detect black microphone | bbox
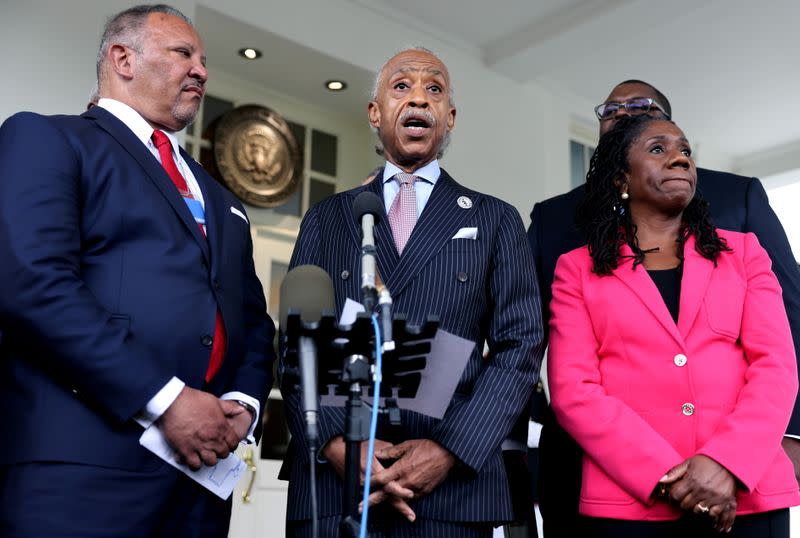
[279,264,335,451]
[352,191,384,312]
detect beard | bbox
[170,98,201,130]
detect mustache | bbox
[399,108,435,126]
[182,80,205,92]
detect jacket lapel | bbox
[612,243,683,346]
[184,153,222,264]
[369,173,401,284]
[384,169,480,298]
[85,107,209,263]
[677,235,714,338]
[339,171,401,286]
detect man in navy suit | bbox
[530,79,800,538]
[0,5,274,537]
[283,48,544,537]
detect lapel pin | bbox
[457,196,472,209]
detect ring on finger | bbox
[696,502,710,514]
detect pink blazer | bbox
[548,229,799,520]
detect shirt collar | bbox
[382,159,440,185]
[97,98,181,154]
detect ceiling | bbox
[196,6,374,119]
[197,0,800,161]
[362,0,800,159]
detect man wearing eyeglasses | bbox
[527,79,800,538]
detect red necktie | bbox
[152,129,227,382]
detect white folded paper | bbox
[139,424,245,500]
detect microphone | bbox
[378,286,394,352]
[352,191,384,312]
[279,264,335,451]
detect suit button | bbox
[674,354,687,367]
[456,271,468,283]
[681,403,695,416]
[341,270,350,280]
[201,335,213,347]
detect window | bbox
[570,140,594,189]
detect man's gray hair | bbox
[370,47,455,159]
[86,84,100,110]
[96,4,193,87]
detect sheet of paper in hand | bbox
[139,424,246,500]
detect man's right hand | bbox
[322,436,416,521]
[157,386,240,470]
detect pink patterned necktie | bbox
[387,173,418,255]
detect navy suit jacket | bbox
[528,168,800,533]
[0,108,274,472]
[283,169,545,522]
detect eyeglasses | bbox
[594,97,670,121]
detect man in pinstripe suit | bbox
[281,48,544,537]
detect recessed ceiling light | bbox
[325,80,347,91]
[238,48,262,60]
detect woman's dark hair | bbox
[575,115,729,275]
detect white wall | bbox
[4,0,788,224]
[0,0,565,224]
[734,140,800,180]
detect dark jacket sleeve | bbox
[430,205,545,472]
[0,112,172,422]
[743,178,800,434]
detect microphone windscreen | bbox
[352,191,384,224]
[279,265,335,328]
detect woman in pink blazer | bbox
[548,115,799,537]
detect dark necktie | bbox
[152,129,226,382]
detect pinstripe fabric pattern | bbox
[281,169,544,524]
[288,515,494,537]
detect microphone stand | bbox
[283,310,438,537]
[340,352,372,538]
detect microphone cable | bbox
[309,443,319,538]
[359,314,383,538]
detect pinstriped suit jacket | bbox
[282,168,544,523]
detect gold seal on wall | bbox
[213,105,302,208]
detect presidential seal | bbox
[213,105,302,208]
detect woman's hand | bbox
[659,455,737,532]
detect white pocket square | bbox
[230,206,248,224]
[452,227,478,240]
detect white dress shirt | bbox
[381,159,440,216]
